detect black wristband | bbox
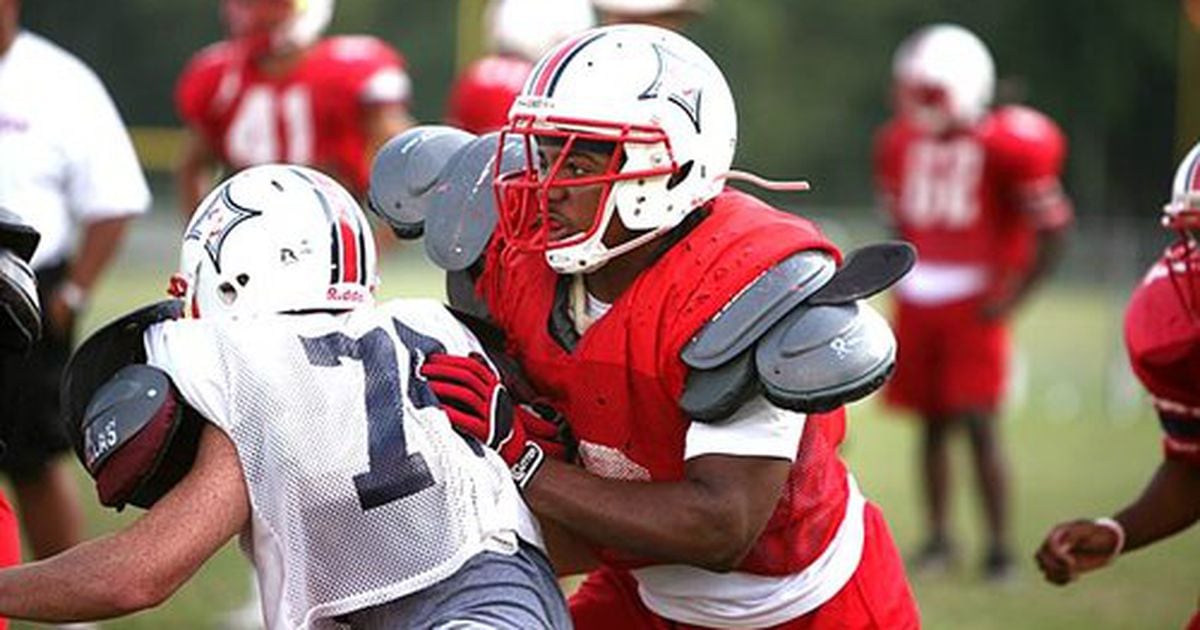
[510,442,545,491]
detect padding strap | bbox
[806,241,915,305]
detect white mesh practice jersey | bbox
[143,299,531,630]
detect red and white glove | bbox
[420,352,563,489]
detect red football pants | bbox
[885,297,1009,418]
[569,502,920,629]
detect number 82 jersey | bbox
[873,105,1072,275]
[144,299,528,630]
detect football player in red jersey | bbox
[445,0,593,135]
[175,0,413,217]
[1036,140,1200,629]
[874,23,1073,580]
[396,24,920,628]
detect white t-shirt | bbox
[145,299,540,630]
[0,31,150,269]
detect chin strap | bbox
[717,170,812,192]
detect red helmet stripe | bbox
[529,31,605,97]
[338,217,359,284]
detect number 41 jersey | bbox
[143,299,529,630]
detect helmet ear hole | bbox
[667,160,694,190]
[218,282,238,306]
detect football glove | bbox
[420,352,565,489]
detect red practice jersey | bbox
[1125,254,1200,467]
[874,106,1072,275]
[479,189,854,575]
[445,54,532,134]
[176,35,408,196]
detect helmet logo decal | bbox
[639,43,703,133]
[185,186,263,274]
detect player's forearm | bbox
[525,458,773,571]
[1113,458,1200,554]
[0,533,172,622]
[1003,225,1068,307]
[69,217,131,292]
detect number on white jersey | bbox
[225,86,314,166]
[900,138,983,229]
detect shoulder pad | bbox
[62,300,184,454]
[681,250,836,370]
[755,301,896,413]
[0,207,39,263]
[0,248,40,352]
[368,126,477,239]
[79,364,203,510]
[424,132,529,271]
[680,349,758,424]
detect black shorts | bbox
[0,263,73,479]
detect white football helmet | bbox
[486,0,595,62]
[892,23,994,133]
[222,0,334,55]
[496,24,737,273]
[171,164,376,319]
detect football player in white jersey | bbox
[0,164,570,630]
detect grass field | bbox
[13,216,1198,629]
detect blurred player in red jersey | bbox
[1036,140,1200,629]
[445,0,593,135]
[175,0,413,217]
[377,24,920,628]
[874,23,1073,580]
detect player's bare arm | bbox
[527,453,792,572]
[48,216,130,336]
[1037,458,1200,585]
[0,424,247,622]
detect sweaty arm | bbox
[0,425,248,622]
[1113,457,1200,553]
[175,127,219,221]
[524,399,801,573]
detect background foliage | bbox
[18,1,1188,215]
